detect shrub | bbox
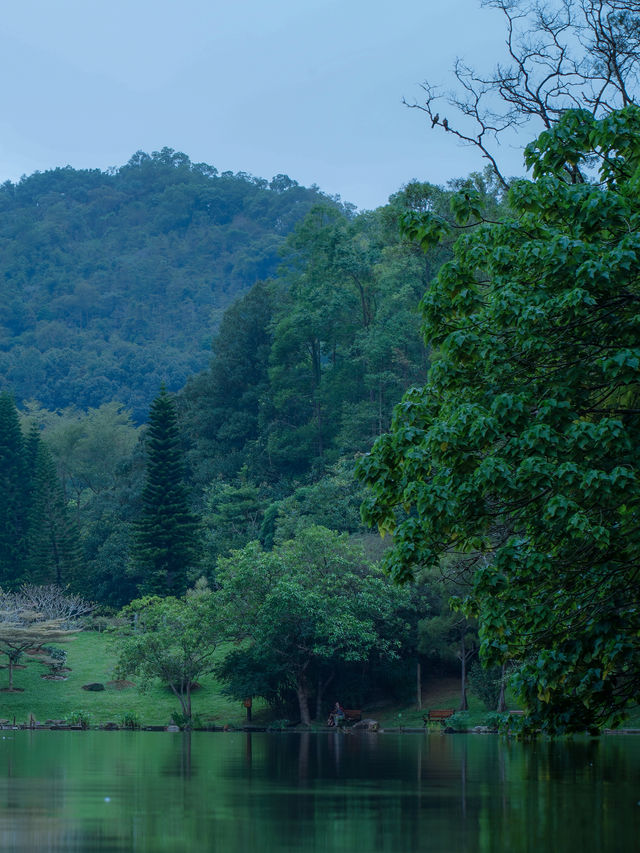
[119,711,142,730]
[68,710,91,729]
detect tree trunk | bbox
[459,636,468,711]
[416,660,422,710]
[296,673,312,726]
[315,670,334,721]
[170,680,191,722]
[185,681,192,721]
[497,662,506,713]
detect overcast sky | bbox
[0,0,528,210]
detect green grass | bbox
[370,676,500,729]
[1,634,637,732]
[0,632,255,728]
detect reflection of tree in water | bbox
[160,731,193,779]
[0,733,635,852]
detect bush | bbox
[68,710,91,729]
[170,710,203,730]
[266,719,291,731]
[119,711,142,730]
[468,661,502,710]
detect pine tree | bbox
[0,392,27,585]
[25,434,81,586]
[134,387,200,596]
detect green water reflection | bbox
[0,731,636,852]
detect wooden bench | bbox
[335,709,362,726]
[423,709,455,726]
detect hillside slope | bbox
[0,149,335,420]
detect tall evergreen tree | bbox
[134,387,200,596]
[0,392,27,585]
[25,435,81,586]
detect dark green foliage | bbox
[200,476,264,570]
[134,388,201,596]
[0,396,83,588]
[215,527,415,724]
[215,644,292,711]
[467,660,503,712]
[0,151,329,421]
[76,433,145,609]
[82,518,138,608]
[181,190,453,488]
[358,108,640,732]
[180,281,273,484]
[0,392,27,584]
[263,461,366,546]
[25,436,81,586]
[417,574,478,712]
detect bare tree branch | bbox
[407,0,640,186]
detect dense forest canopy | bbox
[0,168,470,609]
[0,148,333,420]
[0,160,464,718]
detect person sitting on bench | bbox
[328,702,345,726]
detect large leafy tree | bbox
[134,387,200,596]
[358,107,640,733]
[215,527,412,725]
[115,581,218,724]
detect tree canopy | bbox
[358,106,640,733]
[116,581,219,723]
[215,527,413,725]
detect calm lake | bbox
[0,730,637,852]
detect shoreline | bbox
[5,724,640,735]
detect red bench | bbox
[424,709,455,725]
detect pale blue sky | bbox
[0,0,527,209]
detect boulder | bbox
[82,682,105,691]
[352,718,379,732]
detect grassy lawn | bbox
[0,631,253,728]
[1,632,636,731]
[369,676,506,729]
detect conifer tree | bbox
[134,387,200,596]
[26,434,81,586]
[0,392,27,585]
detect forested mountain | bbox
[0,161,503,717]
[0,158,506,614]
[0,149,332,420]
